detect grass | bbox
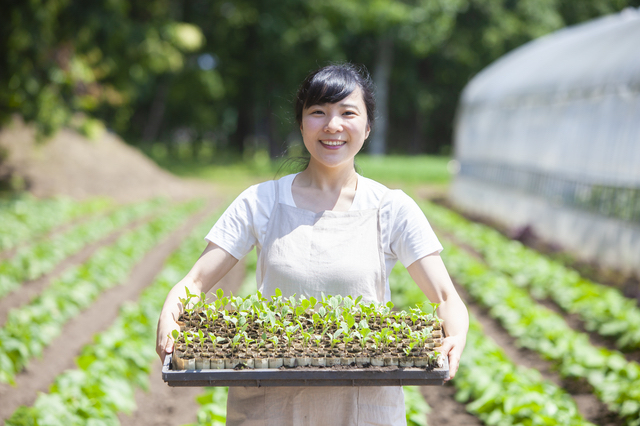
[143,143,453,191]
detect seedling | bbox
[208,332,224,349]
[269,335,280,350]
[330,329,343,349]
[403,341,417,357]
[174,288,444,369]
[230,334,243,351]
[284,324,300,348]
[198,329,206,349]
[301,331,311,348]
[358,327,371,349]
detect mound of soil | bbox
[0,116,213,202]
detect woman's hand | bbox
[439,334,466,380]
[155,242,238,364]
[407,253,469,381]
[156,314,180,364]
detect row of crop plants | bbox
[416,201,640,425]
[0,195,112,253]
[7,205,221,425]
[2,194,612,426]
[0,198,166,298]
[389,264,593,425]
[420,200,640,351]
[0,198,203,384]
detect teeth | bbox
[321,140,345,146]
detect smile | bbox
[320,140,346,146]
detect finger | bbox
[447,354,460,380]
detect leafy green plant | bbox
[0,198,164,298]
[420,199,640,351]
[441,240,640,424]
[7,207,224,424]
[387,248,593,426]
[0,199,203,384]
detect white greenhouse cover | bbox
[451,8,640,276]
[455,7,640,186]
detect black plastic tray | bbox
[162,355,449,387]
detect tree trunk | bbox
[230,104,251,155]
[142,78,169,143]
[409,108,424,155]
[368,35,394,156]
[268,108,285,160]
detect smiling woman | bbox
[156,63,469,426]
[299,87,370,175]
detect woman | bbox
[156,63,468,426]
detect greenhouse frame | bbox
[450,8,640,277]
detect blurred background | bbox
[2,0,638,164]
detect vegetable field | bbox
[1,163,639,425]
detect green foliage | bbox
[404,386,431,426]
[185,387,228,426]
[455,319,594,426]
[7,207,225,425]
[0,196,111,252]
[439,238,640,424]
[0,198,162,298]
[421,200,640,351]
[3,0,637,153]
[0,198,202,384]
[1,0,205,138]
[387,245,593,425]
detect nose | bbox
[324,114,343,133]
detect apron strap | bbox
[376,189,393,302]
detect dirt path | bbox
[421,383,482,425]
[0,200,221,422]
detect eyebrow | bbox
[339,102,361,110]
[307,102,361,111]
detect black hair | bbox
[295,63,376,129]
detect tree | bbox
[0,0,204,139]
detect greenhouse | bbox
[450,8,640,277]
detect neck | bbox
[298,159,358,192]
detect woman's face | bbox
[300,87,371,171]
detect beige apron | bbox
[226,180,406,426]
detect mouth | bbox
[320,140,346,147]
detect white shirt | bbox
[205,173,442,301]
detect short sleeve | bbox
[204,181,276,259]
[386,191,443,267]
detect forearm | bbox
[407,252,468,378]
[435,292,469,339]
[156,242,238,362]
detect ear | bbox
[364,124,371,140]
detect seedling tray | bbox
[162,354,449,387]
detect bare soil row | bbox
[0,200,220,422]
